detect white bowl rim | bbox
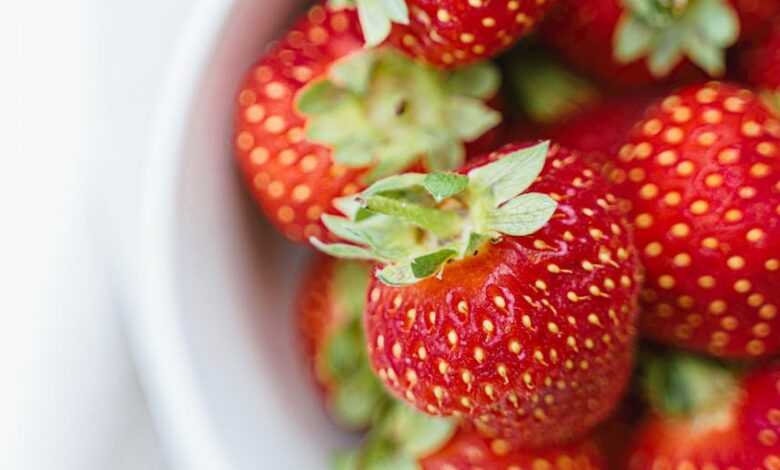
[131,1,235,469]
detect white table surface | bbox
[2,1,205,468]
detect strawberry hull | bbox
[363,144,640,448]
[235,3,503,244]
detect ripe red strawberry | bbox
[627,353,780,470]
[332,0,557,68]
[297,255,388,430]
[335,403,606,470]
[541,0,780,87]
[313,141,641,448]
[610,82,780,359]
[419,429,605,470]
[235,4,501,243]
[739,19,780,113]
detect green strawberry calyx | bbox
[504,48,600,124]
[644,351,741,428]
[614,0,740,77]
[310,141,558,286]
[333,402,457,470]
[297,48,501,183]
[320,260,387,429]
[329,0,409,47]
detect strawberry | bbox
[609,82,780,358]
[502,47,658,159]
[419,430,606,470]
[739,19,780,114]
[313,141,641,448]
[297,255,388,430]
[332,0,557,68]
[335,402,605,470]
[541,0,780,87]
[234,4,501,243]
[627,352,780,470]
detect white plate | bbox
[131,1,353,468]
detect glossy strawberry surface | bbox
[388,0,556,68]
[611,82,780,358]
[365,143,641,448]
[628,363,780,470]
[420,429,605,470]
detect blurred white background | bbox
[1,1,201,468]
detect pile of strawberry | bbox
[233,1,780,468]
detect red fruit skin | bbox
[540,0,702,88]
[297,255,350,406]
[610,82,780,359]
[594,395,645,470]
[740,19,780,91]
[541,0,779,88]
[235,5,368,243]
[731,0,780,41]
[420,429,606,470]
[548,95,658,165]
[627,363,780,470]
[365,143,641,448]
[387,0,556,68]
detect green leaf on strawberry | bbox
[614,0,739,77]
[295,49,501,182]
[334,402,457,470]
[311,141,558,285]
[331,0,410,48]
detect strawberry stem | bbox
[504,48,599,124]
[312,142,557,286]
[614,0,739,77]
[644,351,738,417]
[364,195,463,239]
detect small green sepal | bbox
[328,0,410,48]
[482,193,558,236]
[410,249,457,279]
[311,142,558,286]
[422,173,469,202]
[467,140,549,205]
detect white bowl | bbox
[132,1,353,468]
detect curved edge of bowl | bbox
[131,1,236,469]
